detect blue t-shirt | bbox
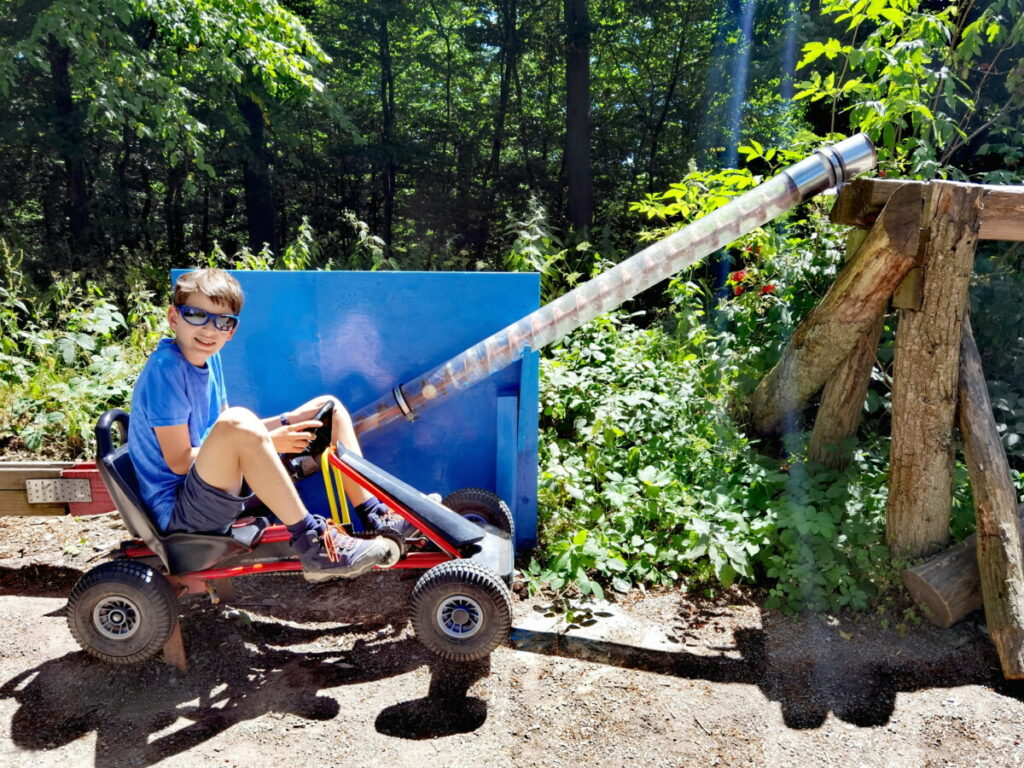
[129,338,228,530]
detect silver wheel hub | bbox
[436,594,483,639]
[93,596,141,640]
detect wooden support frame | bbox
[831,177,1024,242]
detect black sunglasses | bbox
[175,304,240,332]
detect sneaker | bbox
[292,523,390,581]
[368,507,420,540]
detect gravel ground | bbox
[1,512,1023,768]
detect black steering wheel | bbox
[297,399,335,458]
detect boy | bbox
[128,268,410,580]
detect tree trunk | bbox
[164,162,185,260]
[565,0,592,235]
[47,37,89,264]
[886,182,983,559]
[237,94,279,255]
[958,315,1024,678]
[200,185,211,257]
[476,0,519,259]
[808,230,883,468]
[376,10,396,250]
[749,183,921,435]
[903,506,1024,628]
[646,30,686,194]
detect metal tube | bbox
[352,134,876,435]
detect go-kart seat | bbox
[95,409,269,574]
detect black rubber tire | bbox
[442,487,515,538]
[411,560,513,661]
[67,560,178,665]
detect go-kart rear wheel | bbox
[442,487,514,537]
[68,560,178,665]
[411,560,512,661]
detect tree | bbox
[565,0,592,234]
[0,0,328,266]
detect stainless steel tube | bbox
[352,134,876,435]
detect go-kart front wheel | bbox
[411,560,512,661]
[67,560,178,665]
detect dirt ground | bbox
[1,512,1023,768]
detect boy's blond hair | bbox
[172,269,244,314]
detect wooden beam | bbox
[749,183,920,435]
[958,315,1024,679]
[831,177,1024,242]
[886,182,983,559]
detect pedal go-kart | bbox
[66,404,515,670]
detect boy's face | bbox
[168,294,238,366]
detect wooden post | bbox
[885,182,983,559]
[807,229,885,468]
[749,183,920,435]
[958,316,1024,678]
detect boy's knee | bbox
[216,407,267,445]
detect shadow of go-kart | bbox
[66,405,515,672]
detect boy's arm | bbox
[154,424,199,475]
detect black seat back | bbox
[96,410,172,563]
[95,409,265,573]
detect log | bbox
[958,316,1024,678]
[749,183,921,435]
[903,505,1024,628]
[808,229,884,469]
[831,177,1024,242]
[885,182,983,559]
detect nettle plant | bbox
[533,313,767,598]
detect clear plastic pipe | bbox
[352,134,876,436]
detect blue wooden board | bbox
[171,269,539,548]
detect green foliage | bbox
[533,302,916,612]
[796,0,1024,180]
[760,452,893,612]
[536,313,763,595]
[530,155,977,613]
[0,0,328,168]
[0,240,163,457]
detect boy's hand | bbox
[270,420,322,454]
[285,395,338,424]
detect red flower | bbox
[761,284,777,294]
[730,269,747,283]
[734,285,744,296]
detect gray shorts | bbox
[168,465,255,534]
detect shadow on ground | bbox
[510,595,1024,729]
[0,569,489,766]
[3,560,1024,765]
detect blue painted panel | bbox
[171,270,539,547]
